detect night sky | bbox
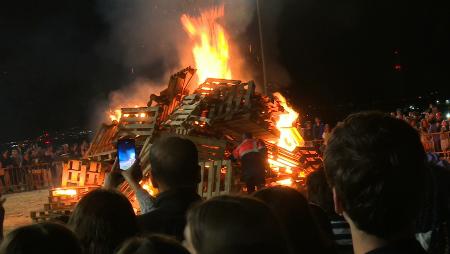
[1,0,450,142]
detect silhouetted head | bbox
[324,111,426,239]
[149,136,200,190]
[254,186,332,254]
[68,189,138,254]
[184,195,288,254]
[0,222,81,254]
[117,234,190,254]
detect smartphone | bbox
[117,138,136,170]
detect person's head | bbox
[242,132,253,140]
[23,152,30,161]
[314,117,321,124]
[0,222,81,254]
[149,136,200,190]
[11,149,18,158]
[184,195,288,254]
[324,111,426,240]
[254,186,331,254]
[117,235,190,254]
[442,120,448,127]
[2,151,8,158]
[306,168,334,216]
[324,124,331,132]
[68,189,138,254]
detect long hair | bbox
[68,189,138,254]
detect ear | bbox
[332,187,344,215]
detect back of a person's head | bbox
[306,168,335,216]
[186,195,288,254]
[68,189,138,254]
[117,235,190,254]
[149,136,200,188]
[0,222,81,254]
[254,186,332,254]
[324,111,426,239]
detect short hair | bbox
[117,234,190,254]
[306,168,335,216]
[0,222,81,254]
[187,195,288,254]
[253,186,333,254]
[68,189,138,254]
[149,136,200,188]
[324,111,426,239]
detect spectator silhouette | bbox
[0,222,82,254]
[324,112,427,254]
[117,234,190,254]
[68,189,138,254]
[184,195,289,254]
[137,136,201,240]
[254,186,335,254]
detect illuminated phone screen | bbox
[117,139,136,170]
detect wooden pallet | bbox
[118,106,160,137]
[85,124,118,161]
[61,160,105,187]
[30,209,73,223]
[198,160,234,199]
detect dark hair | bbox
[68,189,138,254]
[324,111,426,239]
[306,168,335,216]
[117,234,190,254]
[0,222,81,254]
[254,186,334,254]
[186,195,288,254]
[149,136,200,188]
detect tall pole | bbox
[256,0,268,95]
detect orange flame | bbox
[273,92,304,151]
[181,6,232,83]
[109,109,122,122]
[52,188,77,197]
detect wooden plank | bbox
[214,160,222,196]
[224,160,232,193]
[206,162,214,199]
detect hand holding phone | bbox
[117,139,137,171]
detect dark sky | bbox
[1,0,450,142]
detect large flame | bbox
[109,109,122,122]
[273,92,304,151]
[181,6,232,83]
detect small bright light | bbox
[447,113,450,119]
[409,105,414,110]
[140,113,146,118]
[446,99,449,104]
[436,100,440,104]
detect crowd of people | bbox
[0,141,89,190]
[0,111,449,254]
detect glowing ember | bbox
[273,92,304,151]
[181,5,232,83]
[52,188,77,197]
[109,109,122,122]
[276,178,293,187]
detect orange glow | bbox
[181,5,232,83]
[52,188,77,197]
[139,113,146,118]
[273,92,304,151]
[109,109,122,122]
[276,178,293,187]
[140,180,157,196]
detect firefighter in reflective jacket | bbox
[232,132,267,193]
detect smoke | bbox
[92,0,289,127]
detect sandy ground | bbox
[3,189,50,234]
